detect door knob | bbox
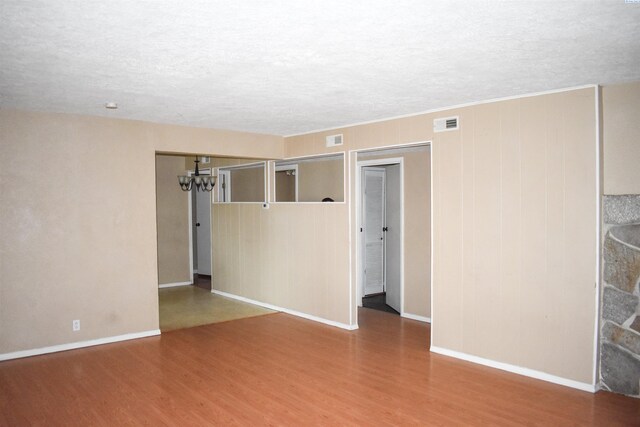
[196,223,201,227]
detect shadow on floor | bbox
[362,293,399,315]
[193,273,212,291]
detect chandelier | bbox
[178,159,216,192]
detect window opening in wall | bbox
[216,162,266,203]
[273,153,345,203]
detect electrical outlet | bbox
[72,319,80,332]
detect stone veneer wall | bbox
[601,195,640,397]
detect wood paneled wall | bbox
[277,87,598,386]
[212,203,350,325]
[431,90,597,384]
[602,81,640,195]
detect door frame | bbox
[356,157,404,314]
[187,167,212,282]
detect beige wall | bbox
[602,81,640,195]
[155,155,190,285]
[431,90,597,384]
[212,203,350,324]
[230,166,265,202]
[155,128,282,159]
[0,109,282,355]
[358,148,431,318]
[403,150,430,318]
[275,171,296,202]
[297,158,344,202]
[281,87,598,385]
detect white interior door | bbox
[195,181,212,276]
[363,167,385,296]
[384,164,401,313]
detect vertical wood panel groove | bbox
[431,89,597,384]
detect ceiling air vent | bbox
[326,134,344,147]
[433,116,459,133]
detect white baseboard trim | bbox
[211,289,358,331]
[0,329,161,362]
[402,313,431,323]
[158,281,192,289]
[430,346,596,393]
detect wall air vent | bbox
[326,134,344,147]
[433,116,459,133]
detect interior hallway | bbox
[159,285,275,331]
[1,309,637,425]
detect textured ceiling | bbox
[1,1,639,136]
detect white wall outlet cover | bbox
[72,319,81,331]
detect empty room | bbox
[1,1,640,425]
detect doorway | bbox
[156,155,277,332]
[353,143,431,328]
[358,159,403,315]
[189,167,212,291]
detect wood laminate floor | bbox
[1,309,638,426]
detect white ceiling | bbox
[1,1,639,136]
